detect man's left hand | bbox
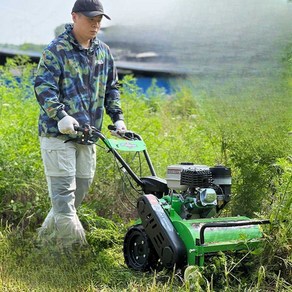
[114,120,127,131]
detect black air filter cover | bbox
[180,168,213,188]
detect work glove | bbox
[57,115,79,135]
[110,120,127,138]
[114,120,127,131]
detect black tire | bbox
[123,225,160,272]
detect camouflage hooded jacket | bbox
[34,24,124,137]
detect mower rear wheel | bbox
[123,225,160,271]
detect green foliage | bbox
[79,204,124,253]
[185,250,291,291]
[0,56,291,291]
[0,57,47,228]
[198,92,291,217]
[261,158,292,285]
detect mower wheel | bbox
[123,225,160,271]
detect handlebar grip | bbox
[108,125,117,131]
[74,125,83,132]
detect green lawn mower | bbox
[75,125,269,272]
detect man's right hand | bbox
[57,115,79,135]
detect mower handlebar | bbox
[73,124,150,186]
[73,124,141,143]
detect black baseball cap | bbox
[72,0,111,20]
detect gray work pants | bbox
[38,137,96,247]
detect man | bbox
[34,0,126,248]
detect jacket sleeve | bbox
[34,49,67,121]
[104,52,124,123]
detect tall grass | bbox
[0,57,291,291]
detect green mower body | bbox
[104,137,269,271]
[72,126,269,272]
[123,193,268,271]
[173,216,264,266]
[162,195,267,266]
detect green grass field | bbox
[0,57,291,291]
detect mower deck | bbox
[172,216,267,266]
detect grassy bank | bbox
[0,57,291,291]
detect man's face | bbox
[72,12,102,40]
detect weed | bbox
[0,56,291,291]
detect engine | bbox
[166,163,231,218]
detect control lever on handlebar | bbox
[69,124,137,144]
[71,124,96,144]
[108,125,117,131]
[108,125,133,140]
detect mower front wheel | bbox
[123,225,160,272]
